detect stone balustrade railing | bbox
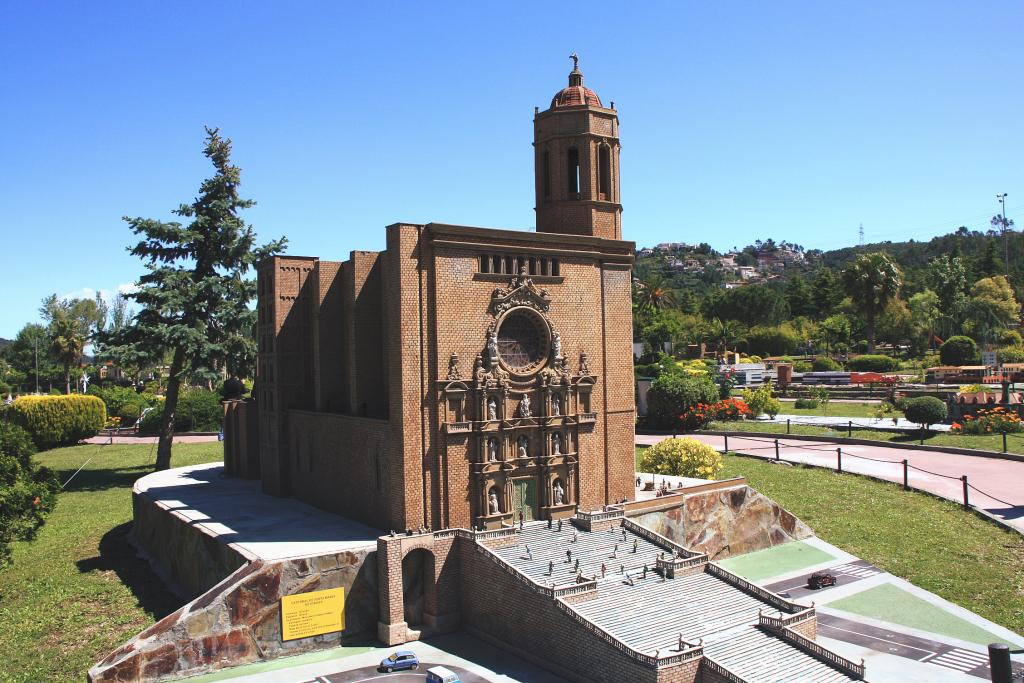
[707,562,806,614]
[759,606,815,630]
[702,657,747,683]
[576,508,625,523]
[621,517,699,557]
[771,624,865,679]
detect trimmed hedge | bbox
[847,354,900,372]
[645,373,719,429]
[5,395,106,449]
[138,388,223,434]
[903,396,948,428]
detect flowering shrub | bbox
[678,398,751,430]
[951,407,1023,435]
[742,384,781,418]
[639,437,724,479]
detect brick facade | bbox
[239,64,637,535]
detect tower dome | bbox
[550,53,603,108]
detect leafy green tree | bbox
[705,284,789,327]
[927,255,968,330]
[976,239,1004,278]
[701,318,746,357]
[0,422,60,567]
[4,324,59,393]
[39,294,106,394]
[908,290,941,350]
[816,314,852,355]
[903,396,947,432]
[640,311,683,353]
[841,252,902,352]
[99,128,286,470]
[875,298,914,348]
[939,335,978,366]
[784,275,815,317]
[812,268,844,318]
[970,276,1019,327]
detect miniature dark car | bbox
[807,571,837,589]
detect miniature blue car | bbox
[380,650,419,672]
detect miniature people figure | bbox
[488,489,500,515]
[566,549,572,563]
[517,436,528,458]
[574,558,579,571]
[488,438,497,462]
[548,561,554,575]
[547,518,552,529]
[557,519,563,532]
[518,393,531,418]
[487,397,497,421]
[622,528,627,541]
[553,479,565,505]
[642,565,648,579]
[633,539,638,554]
[519,512,524,530]
[572,531,578,543]
[601,563,607,578]
[636,476,641,487]
[552,395,561,416]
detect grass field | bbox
[776,400,885,418]
[707,419,1024,455]
[0,441,223,683]
[637,445,1024,635]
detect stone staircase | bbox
[478,514,866,683]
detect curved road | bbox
[319,664,485,683]
[637,433,1024,535]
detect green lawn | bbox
[637,446,1024,635]
[776,400,885,419]
[707,419,1024,456]
[0,441,223,683]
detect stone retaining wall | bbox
[88,547,378,682]
[631,486,812,560]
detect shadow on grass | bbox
[53,464,155,493]
[75,522,182,620]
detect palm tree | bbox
[841,252,902,353]
[635,273,677,311]
[49,314,84,394]
[702,318,746,358]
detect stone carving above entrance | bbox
[489,266,551,317]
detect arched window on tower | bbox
[542,150,551,198]
[598,145,611,200]
[566,147,580,199]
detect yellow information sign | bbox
[280,587,345,641]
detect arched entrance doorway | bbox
[401,548,434,627]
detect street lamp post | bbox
[996,193,1009,276]
[33,335,39,394]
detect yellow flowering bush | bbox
[639,437,724,480]
[5,394,106,449]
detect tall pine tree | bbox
[101,128,286,469]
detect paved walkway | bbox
[84,433,220,444]
[762,414,952,432]
[637,433,1024,535]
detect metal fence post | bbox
[1003,431,1008,453]
[902,459,909,490]
[723,434,729,453]
[787,418,791,435]
[847,420,852,437]
[962,475,969,509]
[837,447,842,473]
[774,439,780,461]
[988,643,1012,683]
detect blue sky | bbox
[1,1,1021,337]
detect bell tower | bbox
[534,54,622,240]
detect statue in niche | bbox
[446,353,461,380]
[579,352,590,375]
[517,392,531,418]
[552,332,562,359]
[552,395,561,416]
[517,436,528,458]
[553,479,565,505]
[552,434,562,455]
[488,489,500,515]
[487,397,498,421]
[485,329,499,367]
[487,438,498,462]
